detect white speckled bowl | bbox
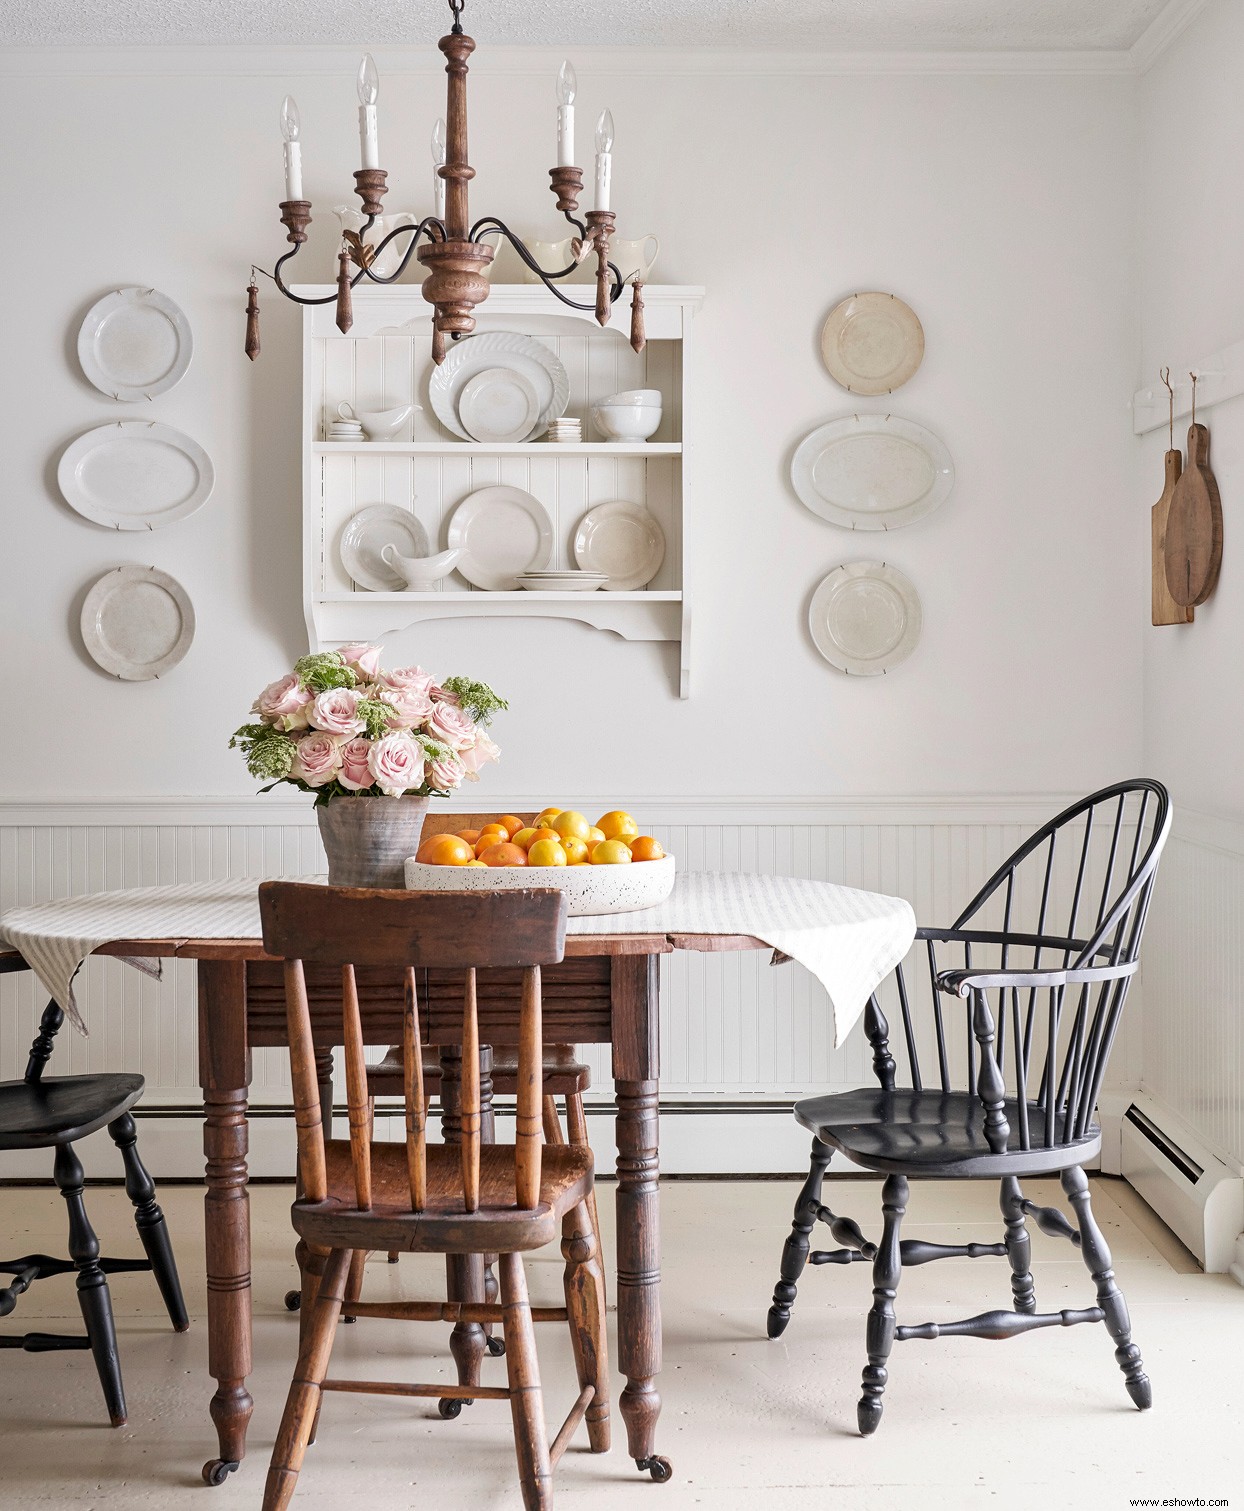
[404,853,675,916]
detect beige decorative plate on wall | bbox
[821,292,925,395]
[80,565,195,680]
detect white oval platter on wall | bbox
[791,414,954,532]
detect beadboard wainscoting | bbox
[0,792,1150,1178]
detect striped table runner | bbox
[0,872,915,1046]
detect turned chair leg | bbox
[344,1249,367,1319]
[53,1141,126,1428]
[499,1251,552,1511]
[108,1112,189,1332]
[1061,1165,1151,1409]
[264,1247,351,1511]
[999,1175,1036,1314]
[857,1172,908,1436]
[562,1199,611,1453]
[767,1137,833,1338]
[563,1093,603,1288]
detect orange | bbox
[528,838,568,867]
[629,835,665,862]
[597,810,639,842]
[479,841,528,867]
[587,826,605,847]
[478,822,509,840]
[561,836,589,865]
[475,830,510,858]
[526,827,560,848]
[498,814,524,838]
[535,807,562,826]
[456,828,482,846]
[551,810,591,842]
[416,833,475,867]
[590,838,633,865]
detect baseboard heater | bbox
[1117,1091,1244,1276]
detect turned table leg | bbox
[198,959,254,1486]
[612,953,669,1482]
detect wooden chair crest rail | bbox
[765,779,1171,1435]
[0,955,188,1427]
[257,881,610,1511]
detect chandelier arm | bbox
[357,218,446,285]
[468,218,625,309]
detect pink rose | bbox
[427,699,477,752]
[380,664,436,698]
[458,730,501,780]
[254,673,313,729]
[367,732,422,797]
[377,685,433,730]
[291,731,343,788]
[337,736,374,792]
[309,687,365,737]
[427,753,466,792]
[338,643,382,680]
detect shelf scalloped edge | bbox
[311,591,682,646]
[316,590,681,602]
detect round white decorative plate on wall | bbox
[80,565,195,680]
[791,414,953,532]
[820,292,924,395]
[77,287,193,400]
[58,420,215,531]
[808,560,922,676]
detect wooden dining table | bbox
[81,924,763,1489]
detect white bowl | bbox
[592,403,662,442]
[601,389,662,407]
[404,853,675,916]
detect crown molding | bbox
[1130,0,1210,74]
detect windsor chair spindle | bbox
[765,781,1171,1433]
[257,882,609,1511]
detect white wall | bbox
[0,47,1141,801]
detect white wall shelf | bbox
[300,284,702,696]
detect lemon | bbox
[527,838,568,867]
[597,810,639,842]
[587,826,606,847]
[590,839,633,865]
[551,810,591,842]
[561,836,589,865]
[511,827,540,851]
[535,807,562,827]
[465,858,487,868]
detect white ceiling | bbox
[0,0,1183,52]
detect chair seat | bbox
[292,1139,595,1255]
[0,1074,144,1151]
[367,1044,591,1098]
[794,1086,1100,1177]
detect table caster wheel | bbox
[283,1289,301,1312]
[202,1459,239,1486]
[636,1455,673,1483]
[486,1335,506,1357]
[438,1398,464,1419]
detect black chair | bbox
[766,780,1171,1433]
[0,960,188,1426]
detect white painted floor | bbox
[0,1175,1240,1510]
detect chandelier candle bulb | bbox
[431,117,447,219]
[357,54,380,171]
[594,108,614,211]
[281,94,303,200]
[556,60,576,167]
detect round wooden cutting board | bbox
[1164,422,1223,607]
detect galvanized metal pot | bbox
[316,795,432,888]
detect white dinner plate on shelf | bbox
[58,421,215,531]
[80,565,195,680]
[573,501,666,591]
[428,332,568,441]
[447,486,554,590]
[820,291,924,395]
[340,505,432,592]
[808,561,921,676]
[77,287,193,400]
[516,571,608,592]
[790,414,953,532]
[457,366,542,443]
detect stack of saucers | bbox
[544,416,582,444]
[515,569,608,593]
[327,417,364,443]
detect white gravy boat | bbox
[380,543,463,590]
[337,401,420,441]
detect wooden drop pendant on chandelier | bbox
[245,0,645,363]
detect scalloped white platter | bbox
[808,560,922,676]
[80,565,195,680]
[428,332,568,441]
[58,420,215,531]
[405,853,676,916]
[77,287,193,400]
[791,414,953,532]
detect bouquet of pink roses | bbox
[230,643,504,804]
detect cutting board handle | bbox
[1164,449,1183,488]
[1187,422,1211,468]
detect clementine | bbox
[479,841,528,867]
[416,833,475,867]
[498,814,525,838]
[629,836,665,862]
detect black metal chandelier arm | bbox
[468,218,625,310]
[358,217,447,285]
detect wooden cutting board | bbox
[1152,449,1194,625]
[1165,422,1223,607]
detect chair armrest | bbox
[936,959,1137,998]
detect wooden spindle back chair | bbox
[257,882,609,1511]
[766,780,1171,1434]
